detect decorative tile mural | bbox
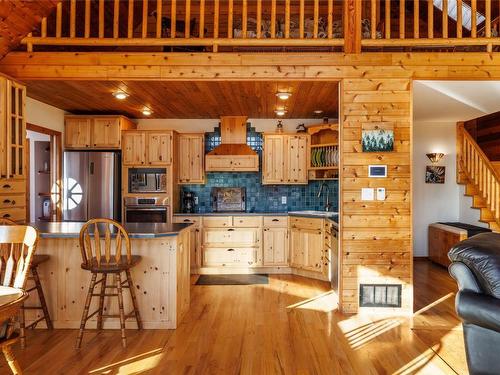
[181,172,338,213]
[181,123,339,213]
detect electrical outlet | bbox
[194,196,198,204]
[281,196,287,204]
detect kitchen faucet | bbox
[317,181,332,212]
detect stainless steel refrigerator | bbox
[63,151,121,222]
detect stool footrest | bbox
[101,311,136,319]
[84,309,100,321]
[25,317,46,329]
[91,293,118,297]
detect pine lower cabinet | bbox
[289,217,324,274]
[173,216,202,271]
[263,216,289,266]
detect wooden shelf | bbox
[38,192,51,197]
[309,166,339,170]
[310,142,339,148]
[37,170,51,174]
[308,177,339,181]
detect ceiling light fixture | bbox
[142,108,152,116]
[275,109,287,116]
[113,91,129,100]
[276,92,292,100]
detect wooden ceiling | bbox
[26,80,339,119]
[0,1,59,58]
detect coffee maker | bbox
[182,191,196,213]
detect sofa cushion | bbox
[448,232,500,299]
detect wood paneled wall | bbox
[341,78,412,313]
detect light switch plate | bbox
[361,188,375,201]
[376,188,386,201]
[281,196,287,204]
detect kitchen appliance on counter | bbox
[211,187,246,212]
[128,168,167,194]
[63,151,121,221]
[124,197,169,223]
[182,191,197,213]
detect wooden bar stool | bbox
[76,218,142,349]
[0,218,52,349]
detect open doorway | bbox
[26,123,62,223]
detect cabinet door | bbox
[286,135,308,184]
[122,132,146,165]
[6,81,26,178]
[92,117,121,148]
[203,228,259,248]
[290,228,305,268]
[303,230,323,272]
[189,227,202,270]
[178,134,204,184]
[263,227,288,266]
[262,135,285,184]
[148,132,172,165]
[65,118,92,149]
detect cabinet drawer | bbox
[203,247,257,267]
[203,228,259,247]
[173,216,201,226]
[202,216,232,228]
[233,216,262,227]
[0,194,25,208]
[0,208,26,223]
[0,180,26,194]
[263,216,288,227]
[290,217,323,231]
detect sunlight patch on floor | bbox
[89,348,164,374]
[392,346,449,375]
[343,318,403,350]
[286,290,338,312]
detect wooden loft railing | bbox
[457,123,500,228]
[362,0,500,52]
[21,0,345,52]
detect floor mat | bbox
[195,274,269,285]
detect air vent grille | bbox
[359,284,402,308]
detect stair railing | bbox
[457,123,500,223]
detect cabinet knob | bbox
[3,214,11,218]
[227,248,235,252]
[2,184,11,189]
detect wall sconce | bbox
[426,153,445,164]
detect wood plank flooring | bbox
[0,260,467,374]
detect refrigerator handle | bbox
[89,162,94,175]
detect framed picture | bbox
[368,165,387,178]
[362,122,394,152]
[425,165,446,184]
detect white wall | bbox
[26,97,66,132]
[413,122,461,257]
[137,118,322,132]
[458,184,489,228]
[27,131,50,222]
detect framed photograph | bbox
[368,165,387,178]
[425,166,446,184]
[362,122,394,152]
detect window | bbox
[433,0,485,31]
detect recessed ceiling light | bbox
[275,109,287,116]
[314,110,323,114]
[276,92,292,100]
[113,91,128,100]
[142,108,152,116]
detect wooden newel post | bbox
[344,0,362,53]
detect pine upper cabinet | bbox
[262,134,308,184]
[6,80,26,178]
[66,116,135,149]
[148,132,173,165]
[65,118,92,149]
[178,133,205,184]
[122,132,146,165]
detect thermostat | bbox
[368,165,387,178]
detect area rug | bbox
[195,274,269,285]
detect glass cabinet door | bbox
[6,81,25,178]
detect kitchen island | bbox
[27,222,192,330]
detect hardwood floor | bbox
[0,260,466,374]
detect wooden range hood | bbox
[205,116,259,172]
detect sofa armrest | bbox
[456,291,500,333]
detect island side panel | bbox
[176,229,190,325]
[31,236,183,329]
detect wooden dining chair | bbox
[76,219,142,349]
[0,218,52,349]
[0,225,38,374]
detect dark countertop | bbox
[30,222,192,239]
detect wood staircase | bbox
[457,123,500,232]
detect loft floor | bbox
[0,260,465,374]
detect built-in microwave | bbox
[128,168,167,194]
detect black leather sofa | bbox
[448,232,500,375]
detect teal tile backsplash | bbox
[181,172,338,213]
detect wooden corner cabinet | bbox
[0,77,27,223]
[307,123,339,180]
[122,130,173,166]
[178,133,205,184]
[262,133,309,185]
[65,115,136,149]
